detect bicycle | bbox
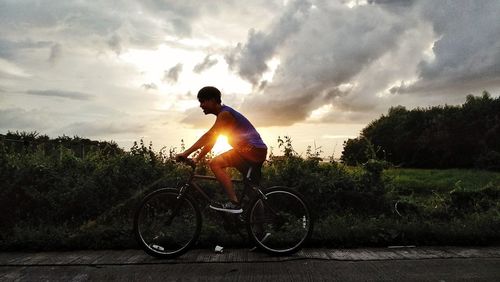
[133,158,313,258]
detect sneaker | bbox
[209,201,243,214]
[250,232,271,252]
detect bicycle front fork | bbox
[252,186,268,200]
[177,184,189,199]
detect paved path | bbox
[1,247,499,281]
[2,246,500,265]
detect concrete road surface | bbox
[1,247,499,281]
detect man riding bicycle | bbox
[176,86,267,214]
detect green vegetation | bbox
[385,168,500,192]
[1,132,499,251]
[342,92,500,171]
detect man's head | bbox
[197,86,221,115]
[197,86,221,104]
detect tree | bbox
[340,92,500,170]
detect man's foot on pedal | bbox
[209,201,243,214]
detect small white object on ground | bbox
[214,245,224,253]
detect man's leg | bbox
[209,156,239,203]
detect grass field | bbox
[309,168,500,247]
[384,168,500,192]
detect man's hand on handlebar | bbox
[175,153,197,169]
[175,152,190,162]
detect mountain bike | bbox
[133,158,313,258]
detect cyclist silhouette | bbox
[176,86,267,213]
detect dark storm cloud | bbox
[225,0,313,85]
[404,0,500,94]
[237,1,412,126]
[25,90,94,100]
[217,0,500,127]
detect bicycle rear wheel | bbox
[246,187,313,255]
[134,188,201,258]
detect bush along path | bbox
[0,134,499,251]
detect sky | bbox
[1,0,500,158]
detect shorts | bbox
[216,145,267,183]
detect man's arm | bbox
[195,138,216,162]
[180,130,217,157]
[177,111,235,161]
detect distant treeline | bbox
[0,131,123,158]
[341,92,500,171]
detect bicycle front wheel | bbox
[246,187,313,255]
[134,188,201,259]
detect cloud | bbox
[180,107,215,128]
[0,108,53,132]
[0,58,31,78]
[1,0,500,151]
[398,0,500,95]
[225,0,313,85]
[216,0,500,128]
[0,105,148,138]
[234,1,415,126]
[193,55,218,73]
[180,91,242,128]
[61,120,146,137]
[0,38,53,59]
[107,34,123,55]
[25,89,94,100]
[137,0,202,36]
[142,83,158,90]
[48,43,62,64]
[0,1,203,56]
[163,63,183,84]
[367,0,414,6]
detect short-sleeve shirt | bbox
[220,105,267,149]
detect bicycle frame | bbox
[179,172,252,206]
[173,159,277,220]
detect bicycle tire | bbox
[134,188,201,259]
[246,186,313,255]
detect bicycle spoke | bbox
[134,189,201,258]
[247,188,313,255]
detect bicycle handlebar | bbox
[175,156,197,170]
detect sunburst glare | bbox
[212,135,232,155]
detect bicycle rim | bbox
[247,188,313,255]
[134,189,201,258]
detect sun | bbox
[212,135,232,155]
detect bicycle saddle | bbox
[245,164,262,184]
